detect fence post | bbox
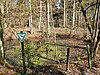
[66,48,70,71]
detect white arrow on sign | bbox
[18,34,25,40]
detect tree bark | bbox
[39,0,42,30]
[0,0,5,64]
[64,0,66,27]
[47,0,50,34]
[29,0,33,34]
[73,0,76,28]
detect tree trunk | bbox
[29,0,33,34]
[87,45,92,68]
[0,0,5,65]
[47,0,50,34]
[39,0,42,30]
[93,2,100,59]
[64,0,66,27]
[79,0,100,68]
[73,0,76,28]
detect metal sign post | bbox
[21,40,26,75]
[16,31,26,75]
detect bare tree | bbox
[64,0,66,27]
[79,0,100,68]
[29,0,33,34]
[39,0,43,30]
[73,0,76,28]
[47,0,50,34]
[0,0,5,65]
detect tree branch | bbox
[79,0,93,36]
[85,2,100,11]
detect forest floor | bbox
[0,27,100,75]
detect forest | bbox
[0,0,100,75]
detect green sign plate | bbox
[16,32,26,42]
